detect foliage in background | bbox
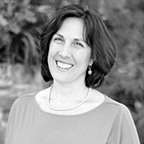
[0,0,144,143]
[0,0,40,67]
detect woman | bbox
[5,4,140,144]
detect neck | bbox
[47,83,91,111]
[52,80,89,101]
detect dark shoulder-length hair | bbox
[40,4,116,88]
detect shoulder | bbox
[7,92,38,124]
[104,96,133,120]
[102,96,136,131]
[92,89,129,113]
[105,96,130,111]
[15,92,36,104]
[105,97,140,144]
[90,89,131,118]
[10,92,37,112]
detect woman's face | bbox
[48,17,92,85]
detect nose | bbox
[58,44,71,58]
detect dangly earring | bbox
[88,59,93,75]
[88,66,92,75]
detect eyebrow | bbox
[55,33,85,42]
[55,33,63,38]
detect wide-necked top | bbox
[5,92,140,144]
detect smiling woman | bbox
[48,17,91,84]
[4,3,140,144]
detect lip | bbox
[55,60,74,70]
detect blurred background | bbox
[0,0,144,143]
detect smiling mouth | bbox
[56,61,73,69]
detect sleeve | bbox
[120,105,140,144]
[4,98,21,144]
[107,104,140,144]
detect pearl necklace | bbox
[47,85,91,111]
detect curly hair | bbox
[40,4,116,88]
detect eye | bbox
[53,36,63,43]
[74,41,84,48]
[52,35,64,44]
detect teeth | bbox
[57,61,73,69]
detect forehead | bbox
[56,17,85,40]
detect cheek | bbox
[48,43,58,57]
[47,44,54,64]
[75,50,91,64]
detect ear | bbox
[89,59,93,66]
